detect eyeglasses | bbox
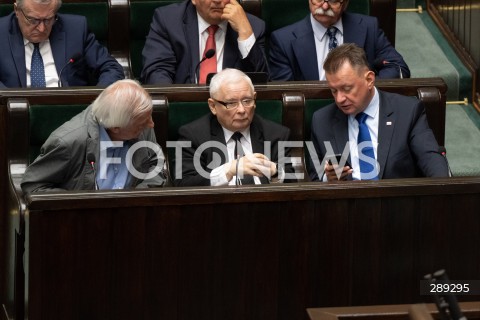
[18,7,57,27]
[311,0,344,8]
[213,98,255,110]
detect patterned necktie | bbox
[199,25,219,84]
[326,27,338,50]
[355,112,379,180]
[31,43,46,87]
[232,132,255,185]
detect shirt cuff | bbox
[237,33,256,59]
[209,163,231,186]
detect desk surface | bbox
[308,302,480,320]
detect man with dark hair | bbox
[308,43,448,181]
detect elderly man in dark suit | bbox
[141,0,267,84]
[0,0,124,88]
[269,0,410,81]
[175,68,297,186]
[308,44,448,181]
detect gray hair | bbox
[16,0,62,11]
[209,68,254,99]
[92,79,153,129]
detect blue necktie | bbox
[326,27,338,50]
[31,43,46,87]
[356,112,379,180]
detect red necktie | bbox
[199,25,218,84]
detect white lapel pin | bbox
[386,121,392,126]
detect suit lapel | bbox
[342,13,367,47]
[9,18,27,87]
[332,109,350,158]
[376,91,395,179]
[293,16,319,80]
[223,25,238,68]
[48,22,66,79]
[210,116,229,166]
[84,111,100,190]
[249,117,269,184]
[184,3,200,81]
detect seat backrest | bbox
[29,104,88,163]
[261,0,370,36]
[59,2,109,47]
[130,0,178,79]
[166,98,285,176]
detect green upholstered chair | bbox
[129,0,179,80]
[60,3,109,46]
[166,99,285,178]
[28,104,88,163]
[261,0,369,36]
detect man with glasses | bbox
[0,0,124,88]
[175,68,296,186]
[268,0,410,81]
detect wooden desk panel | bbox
[19,177,480,320]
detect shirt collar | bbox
[310,15,344,41]
[197,13,227,34]
[223,126,251,143]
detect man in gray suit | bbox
[21,79,168,193]
[308,43,448,181]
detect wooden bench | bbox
[0,78,447,315]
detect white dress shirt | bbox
[310,15,344,80]
[197,14,256,76]
[24,39,59,87]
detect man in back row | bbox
[141,0,267,84]
[0,0,124,88]
[269,0,410,81]
[308,43,448,181]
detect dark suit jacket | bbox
[141,0,267,84]
[0,12,124,88]
[308,90,449,181]
[269,12,410,81]
[175,113,296,186]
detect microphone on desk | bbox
[58,53,82,87]
[235,155,241,186]
[193,48,216,84]
[87,153,99,190]
[438,146,453,177]
[373,58,404,79]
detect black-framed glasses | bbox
[213,98,256,110]
[18,7,57,27]
[311,0,344,7]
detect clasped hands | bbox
[225,153,277,182]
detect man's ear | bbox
[208,98,217,115]
[365,70,375,89]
